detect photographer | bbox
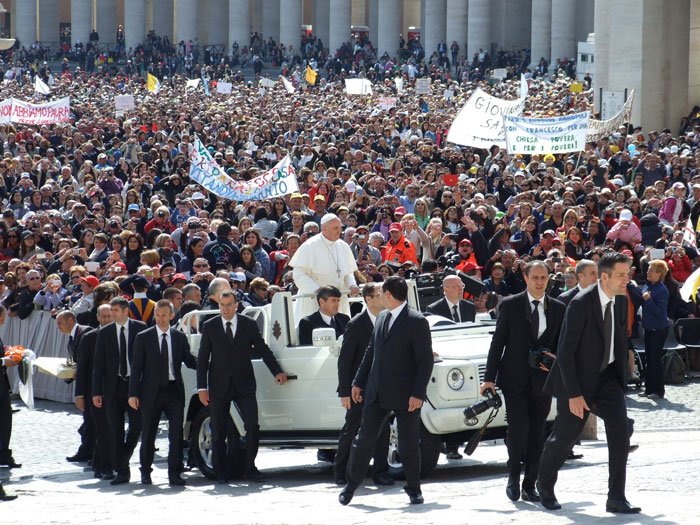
[481,260,565,503]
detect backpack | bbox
[663,350,686,385]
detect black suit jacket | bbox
[337,310,373,398]
[557,286,581,307]
[544,284,629,404]
[298,311,350,345]
[68,324,89,362]
[92,319,148,402]
[353,305,434,410]
[197,315,283,398]
[426,297,476,323]
[1,335,9,393]
[129,327,197,410]
[484,291,566,393]
[75,328,98,398]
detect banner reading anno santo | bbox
[503,111,589,154]
[189,138,299,201]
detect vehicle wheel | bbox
[190,407,245,480]
[386,416,442,480]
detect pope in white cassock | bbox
[290,214,360,321]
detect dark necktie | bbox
[531,300,540,342]
[383,312,392,339]
[67,335,73,356]
[601,301,613,371]
[226,321,234,344]
[452,304,460,323]
[160,333,170,387]
[329,317,337,332]
[119,326,127,378]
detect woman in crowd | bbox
[642,260,671,400]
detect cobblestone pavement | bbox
[2,381,699,524]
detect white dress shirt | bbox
[387,301,407,331]
[115,320,130,376]
[156,326,175,381]
[597,283,616,366]
[527,292,546,339]
[446,298,460,322]
[221,314,238,337]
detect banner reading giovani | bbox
[504,111,589,155]
[189,138,299,201]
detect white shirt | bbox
[115,320,130,376]
[156,326,175,381]
[387,301,407,331]
[445,298,460,322]
[527,292,546,339]
[320,312,334,326]
[221,314,238,338]
[597,283,616,366]
[70,324,79,339]
[367,309,377,326]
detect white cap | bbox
[345,180,356,193]
[192,192,205,200]
[320,213,340,226]
[619,209,633,221]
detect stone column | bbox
[328,0,351,55]
[376,0,401,59]
[229,0,250,50]
[689,0,700,109]
[12,0,37,47]
[71,0,92,47]
[575,0,595,44]
[207,0,229,45]
[446,0,468,60]
[96,0,118,46]
[38,0,60,43]
[313,0,330,50]
[124,0,147,51]
[592,0,610,112]
[467,0,490,60]
[175,0,198,43]
[423,0,446,58]
[503,0,531,50]
[550,0,576,64]
[263,0,280,42]
[531,0,552,65]
[279,0,302,52]
[368,0,377,46]
[252,0,263,34]
[151,0,174,39]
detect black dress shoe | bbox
[537,483,561,510]
[0,486,17,502]
[66,454,90,463]
[93,470,103,479]
[372,472,395,486]
[245,468,265,482]
[168,475,186,486]
[141,473,152,485]
[339,487,354,505]
[216,475,229,484]
[606,499,641,514]
[521,486,540,502]
[110,474,130,485]
[629,444,639,453]
[506,476,520,501]
[404,486,424,504]
[567,451,583,460]
[334,476,347,486]
[101,472,115,481]
[0,457,21,469]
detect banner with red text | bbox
[0,97,71,125]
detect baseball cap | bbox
[394,206,407,216]
[672,182,686,190]
[113,262,127,270]
[127,204,140,212]
[356,225,369,232]
[314,194,326,202]
[543,230,555,237]
[171,273,188,282]
[192,192,205,200]
[229,271,246,282]
[388,222,402,232]
[459,239,472,247]
[290,193,303,199]
[80,275,100,288]
[619,209,633,221]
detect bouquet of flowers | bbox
[4,345,33,385]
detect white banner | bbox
[115,94,135,112]
[259,78,276,88]
[446,75,528,148]
[415,78,431,94]
[217,81,233,94]
[377,97,396,110]
[2,97,71,125]
[345,78,373,95]
[189,138,299,201]
[493,68,507,80]
[504,111,590,154]
[280,75,295,94]
[587,90,635,142]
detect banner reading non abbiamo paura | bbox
[189,137,299,201]
[0,97,71,125]
[503,111,589,154]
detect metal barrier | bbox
[0,311,74,404]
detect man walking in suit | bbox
[481,261,565,503]
[93,296,147,485]
[426,275,476,323]
[129,300,197,486]
[56,311,92,463]
[340,276,433,506]
[334,283,391,486]
[75,304,114,479]
[197,290,289,483]
[537,252,641,514]
[557,259,598,306]
[298,286,350,345]
[0,305,21,470]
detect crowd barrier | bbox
[1,311,74,404]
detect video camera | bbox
[414,265,486,312]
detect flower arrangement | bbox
[4,345,25,364]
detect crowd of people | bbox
[1,27,700,505]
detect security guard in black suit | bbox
[0,305,21,469]
[334,283,391,486]
[482,261,565,503]
[298,286,350,345]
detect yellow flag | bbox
[147,73,160,94]
[305,67,317,86]
[570,82,583,93]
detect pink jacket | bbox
[606,221,642,245]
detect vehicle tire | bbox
[386,416,442,480]
[190,407,245,480]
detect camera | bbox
[463,389,502,420]
[528,347,555,371]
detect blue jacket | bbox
[642,280,670,330]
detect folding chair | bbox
[672,318,700,379]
